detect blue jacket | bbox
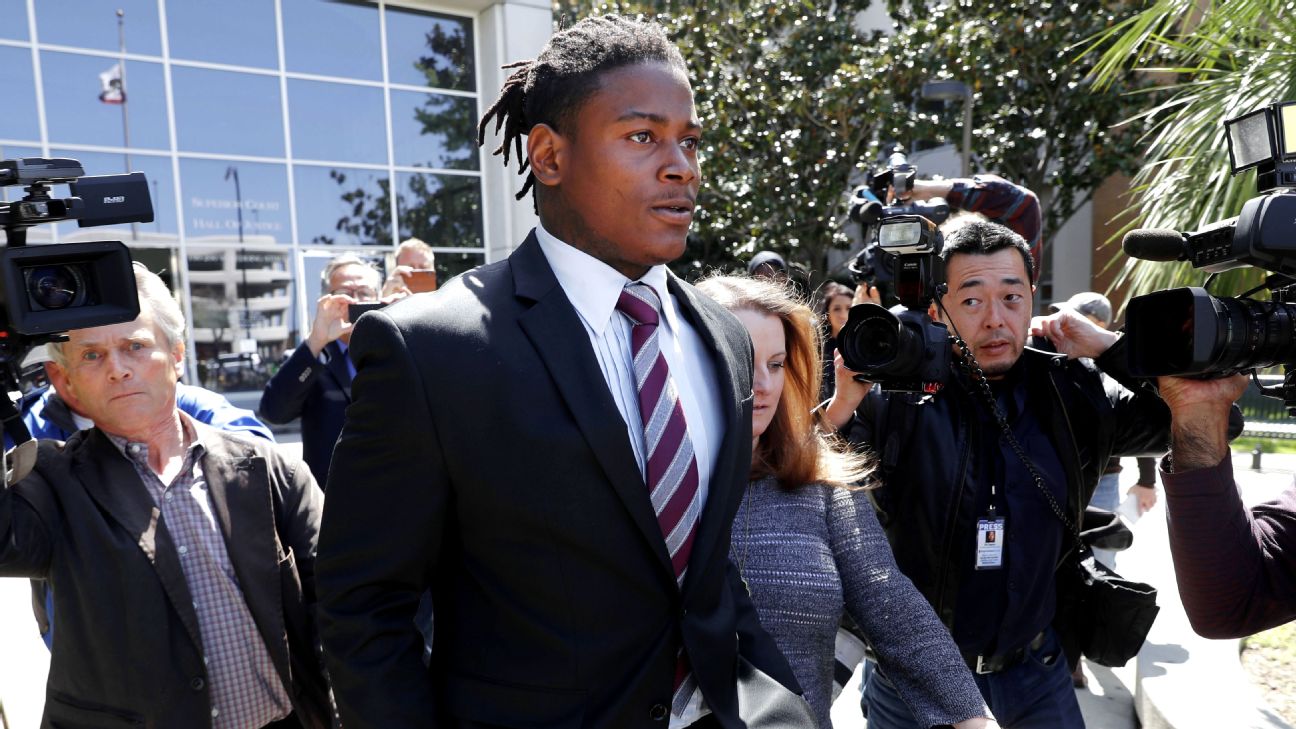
[11,383,275,449]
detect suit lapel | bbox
[202,433,293,676]
[511,234,675,580]
[74,430,205,652]
[668,276,751,596]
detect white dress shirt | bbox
[534,223,722,726]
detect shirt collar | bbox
[104,411,207,465]
[534,222,679,336]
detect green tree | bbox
[557,0,1144,285]
[1087,0,1296,306]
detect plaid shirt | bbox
[106,416,291,729]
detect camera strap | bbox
[952,336,1085,557]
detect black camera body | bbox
[837,214,951,393]
[847,151,950,307]
[1124,101,1296,411]
[0,157,151,386]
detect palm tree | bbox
[1085,0,1296,308]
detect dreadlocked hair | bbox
[476,15,687,203]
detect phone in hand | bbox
[347,301,387,323]
[402,268,438,294]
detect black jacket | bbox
[846,339,1172,630]
[260,340,353,487]
[0,427,330,728]
[316,233,801,729]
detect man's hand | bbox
[306,294,355,356]
[822,351,871,431]
[1030,309,1119,359]
[1128,483,1158,514]
[853,283,882,307]
[1157,374,1250,472]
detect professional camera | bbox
[0,157,152,440]
[847,151,950,306]
[836,214,951,393]
[1122,101,1296,410]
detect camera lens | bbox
[24,264,88,310]
[1127,287,1296,376]
[839,305,924,374]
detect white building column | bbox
[476,0,548,261]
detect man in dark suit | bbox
[0,264,330,728]
[316,15,805,729]
[260,253,382,487]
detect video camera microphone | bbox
[1122,228,1188,262]
[1122,217,1241,272]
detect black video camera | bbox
[847,151,949,307]
[0,157,151,391]
[837,215,951,393]
[1123,101,1296,411]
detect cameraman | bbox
[1156,374,1296,638]
[821,220,1171,728]
[902,175,1041,277]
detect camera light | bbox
[1226,107,1276,174]
[879,220,921,249]
[1279,102,1296,159]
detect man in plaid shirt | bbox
[0,264,331,728]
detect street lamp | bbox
[224,165,252,343]
[921,80,973,177]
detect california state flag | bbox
[98,63,125,104]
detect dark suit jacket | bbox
[260,340,353,487]
[317,232,800,729]
[0,425,331,729]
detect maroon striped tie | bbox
[616,282,702,715]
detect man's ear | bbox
[45,360,86,414]
[527,123,565,188]
[172,340,186,379]
[44,361,66,394]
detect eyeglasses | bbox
[330,286,377,302]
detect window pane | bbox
[283,0,380,81]
[0,46,39,142]
[395,172,482,248]
[51,149,178,244]
[35,1,162,56]
[390,90,478,170]
[181,158,291,244]
[0,0,27,40]
[41,52,170,151]
[188,246,296,393]
[385,6,473,91]
[173,67,284,157]
[429,251,483,285]
[294,165,390,246]
[166,0,277,68]
[288,80,386,164]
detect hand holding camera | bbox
[307,294,356,356]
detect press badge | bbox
[975,517,1006,570]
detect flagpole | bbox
[116,8,137,241]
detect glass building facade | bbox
[0,0,488,393]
